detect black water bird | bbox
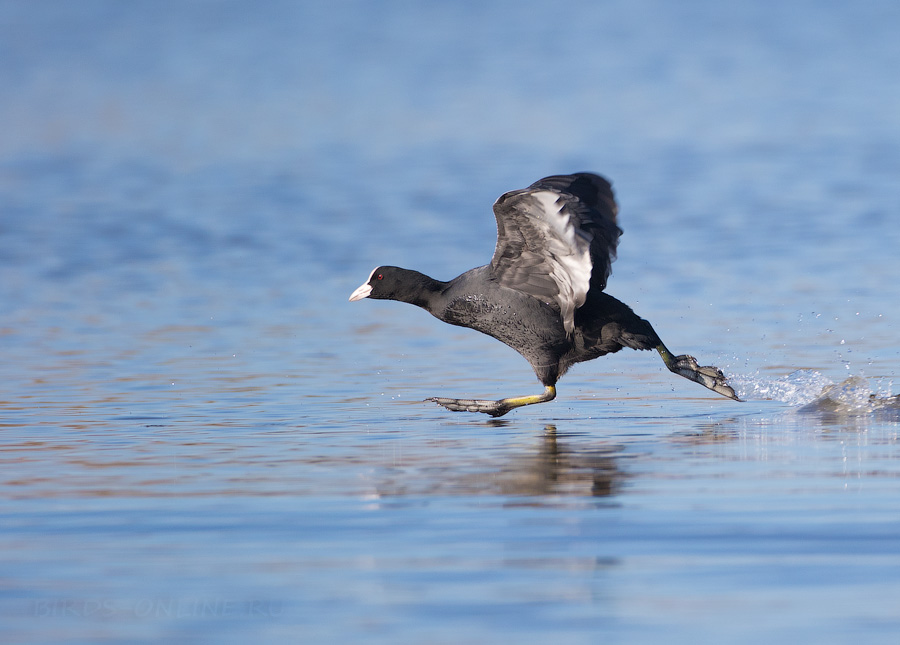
[349,173,739,417]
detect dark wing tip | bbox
[528,172,618,223]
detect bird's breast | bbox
[440,292,566,348]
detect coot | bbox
[349,172,738,417]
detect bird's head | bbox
[348,266,405,302]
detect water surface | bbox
[2,1,900,643]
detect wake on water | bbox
[727,369,900,418]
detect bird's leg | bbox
[427,385,557,417]
[656,344,740,401]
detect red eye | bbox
[376,274,384,280]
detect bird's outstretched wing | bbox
[490,173,622,335]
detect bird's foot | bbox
[658,346,741,401]
[426,385,557,417]
[426,397,514,417]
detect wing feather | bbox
[489,173,622,335]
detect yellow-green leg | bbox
[427,385,557,417]
[656,344,740,401]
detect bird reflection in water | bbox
[491,425,623,500]
[368,424,624,501]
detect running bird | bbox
[349,173,739,417]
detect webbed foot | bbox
[657,345,741,401]
[426,397,515,417]
[426,385,557,417]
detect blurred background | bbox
[2,1,899,643]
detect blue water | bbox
[2,1,900,643]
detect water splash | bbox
[728,369,833,406]
[728,369,900,417]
